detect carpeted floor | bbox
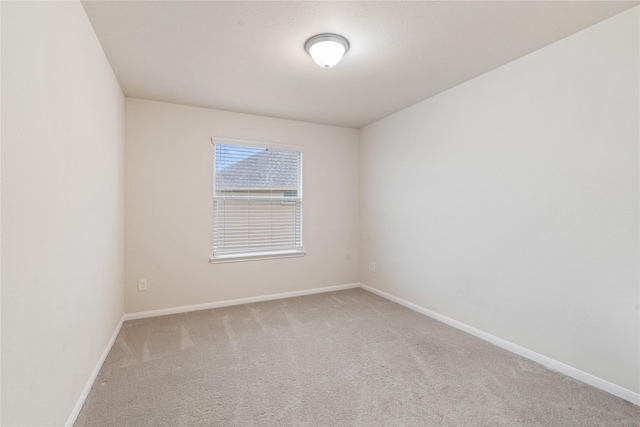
[75,288,640,426]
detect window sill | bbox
[209,250,306,264]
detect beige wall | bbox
[1,2,125,425]
[360,8,639,393]
[125,98,359,313]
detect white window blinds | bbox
[213,141,303,259]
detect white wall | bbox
[1,2,125,425]
[125,99,359,313]
[360,7,639,394]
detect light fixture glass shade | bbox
[305,34,350,69]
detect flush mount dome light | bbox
[304,33,350,69]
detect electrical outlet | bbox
[138,279,148,292]
[371,262,376,273]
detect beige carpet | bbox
[75,288,640,426]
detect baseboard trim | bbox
[123,282,361,321]
[65,314,125,427]
[360,283,640,406]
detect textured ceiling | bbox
[82,1,638,129]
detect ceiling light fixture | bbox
[304,33,350,69]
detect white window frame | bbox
[209,138,306,263]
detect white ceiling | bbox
[82,1,638,129]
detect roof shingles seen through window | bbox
[216,148,300,190]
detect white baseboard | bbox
[65,314,125,427]
[123,282,361,321]
[360,283,640,406]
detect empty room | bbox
[2,1,639,426]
